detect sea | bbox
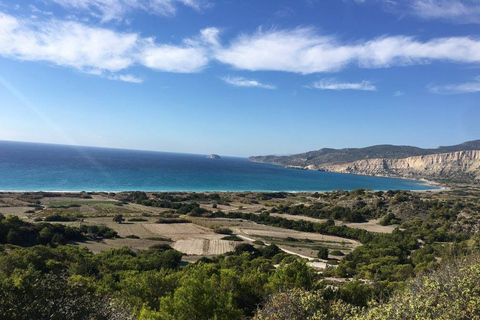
[0,141,438,192]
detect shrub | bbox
[330,250,345,256]
[113,215,125,224]
[263,244,282,259]
[317,247,329,260]
[254,288,359,320]
[361,254,480,319]
[156,218,191,224]
[128,218,148,222]
[214,228,233,235]
[43,214,78,222]
[379,213,399,226]
[221,235,242,241]
[145,236,172,242]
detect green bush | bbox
[317,247,329,260]
[221,235,242,241]
[214,228,233,235]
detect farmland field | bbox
[0,189,456,265]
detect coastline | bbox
[254,161,446,192]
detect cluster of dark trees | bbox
[214,211,373,243]
[0,214,117,247]
[272,203,369,222]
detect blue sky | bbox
[0,0,479,157]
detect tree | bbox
[6,229,21,245]
[235,243,260,257]
[263,244,281,259]
[157,264,242,320]
[0,271,133,320]
[268,260,316,292]
[37,227,54,245]
[317,247,329,260]
[113,215,124,224]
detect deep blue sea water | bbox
[0,141,437,192]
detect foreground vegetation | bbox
[0,187,479,319]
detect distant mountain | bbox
[250,140,480,183]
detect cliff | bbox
[318,150,480,182]
[250,140,480,183]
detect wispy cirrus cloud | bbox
[107,74,143,83]
[429,77,480,94]
[222,76,276,89]
[312,79,377,91]
[46,0,208,22]
[350,0,480,24]
[83,69,144,83]
[0,12,216,80]
[411,0,480,23]
[215,27,480,74]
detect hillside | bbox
[249,140,480,182]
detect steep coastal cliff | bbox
[250,141,480,183]
[318,150,480,182]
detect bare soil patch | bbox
[173,239,236,255]
[0,206,34,218]
[340,219,397,234]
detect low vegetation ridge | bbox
[249,140,480,183]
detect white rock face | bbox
[316,150,480,181]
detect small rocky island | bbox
[207,154,221,159]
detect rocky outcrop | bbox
[311,150,480,182]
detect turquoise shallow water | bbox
[0,141,437,192]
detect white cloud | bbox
[48,0,206,22]
[410,0,480,23]
[108,74,143,83]
[312,79,377,91]
[429,77,480,94]
[138,26,220,73]
[0,12,138,72]
[215,28,480,74]
[222,76,276,89]
[393,90,404,96]
[29,5,53,16]
[141,44,209,73]
[199,27,221,47]
[2,11,480,84]
[0,12,214,79]
[351,0,480,24]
